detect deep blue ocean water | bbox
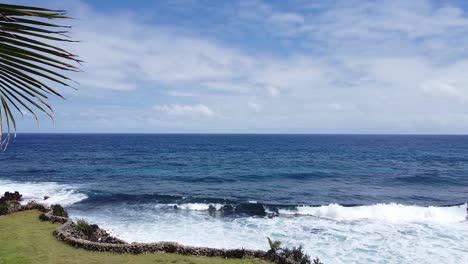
[2,134,467,206]
[1,134,467,263]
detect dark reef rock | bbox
[208,204,217,216]
[24,201,49,212]
[0,191,23,215]
[0,191,22,203]
[234,203,266,216]
[208,204,217,213]
[220,204,235,215]
[267,207,280,217]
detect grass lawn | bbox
[0,210,270,264]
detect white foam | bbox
[279,203,468,223]
[69,202,468,264]
[0,179,87,206]
[176,203,223,211]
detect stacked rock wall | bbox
[38,210,276,261]
[4,201,296,263]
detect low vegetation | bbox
[266,237,323,264]
[0,203,8,215]
[76,219,89,232]
[267,237,282,252]
[0,210,270,264]
[76,219,96,240]
[51,204,68,217]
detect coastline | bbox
[1,196,310,264]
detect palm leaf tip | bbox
[0,3,80,149]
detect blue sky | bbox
[9,0,468,133]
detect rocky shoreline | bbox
[1,192,316,264]
[41,210,268,258]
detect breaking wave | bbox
[0,179,87,206]
[279,203,467,223]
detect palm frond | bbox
[0,3,79,149]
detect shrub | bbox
[51,204,68,217]
[226,248,246,258]
[76,219,95,240]
[0,204,8,215]
[24,201,49,212]
[267,237,282,252]
[162,242,178,253]
[77,219,90,231]
[266,238,323,264]
[282,246,311,264]
[313,257,323,264]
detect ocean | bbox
[1,134,467,263]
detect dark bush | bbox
[281,246,311,264]
[77,219,89,231]
[51,204,68,217]
[162,242,178,253]
[226,248,246,258]
[0,204,8,215]
[0,191,23,215]
[76,219,96,240]
[266,238,323,264]
[24,201,49,212]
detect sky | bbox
[8,0,468,134]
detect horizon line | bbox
[11,132,468,136]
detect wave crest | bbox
[0,180,87,206]
[279,203,467,223]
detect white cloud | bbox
[166,91,198,97]
[420,82,463,100]
[247,101,262,112]
[154,104,215,117]
[266,86,280,98]
[269,12,304,24]
[13,0,468,133]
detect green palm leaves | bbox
[0,3,80,148]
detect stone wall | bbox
[37,210,285,262]
[0,199,303,264]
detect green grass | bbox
[0,210,270,264]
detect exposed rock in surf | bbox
[220,204,235,215]
[208,204,217,212]
[267,207,279,217]
[234,203,266,216]
[208,204,217,216]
